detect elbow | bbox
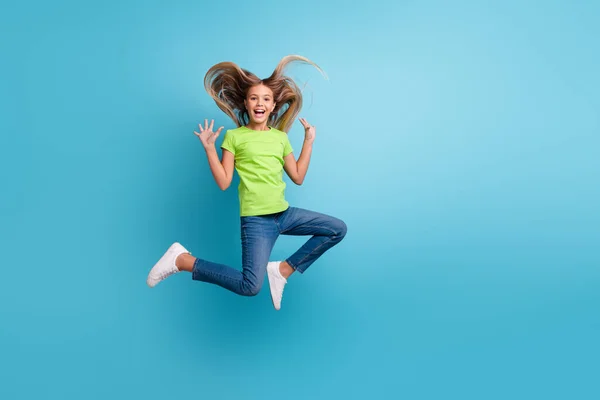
[293,169,306,185]
[219,181,231,191]
[219,175,233,191]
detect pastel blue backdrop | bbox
[1,0,598,399]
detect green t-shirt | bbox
[220,126,294,216]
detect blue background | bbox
[1,0,599,399]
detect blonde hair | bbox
[204,55,326,133]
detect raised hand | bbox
[299,117,316,144]
[194,119,224,149]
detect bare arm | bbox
[283,118,316,185]
[194,119,235,190]
[205,146,234,190]
[284,143,312,185]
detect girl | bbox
[146,55,347,310]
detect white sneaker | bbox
[147,242,190,288]
[266,261,287,310]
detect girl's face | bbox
[245,84,276,125]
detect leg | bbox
[263,207,347,310]
[277,206,347,274]
[190,215,279,296]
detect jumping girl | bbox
[146,55,347,310]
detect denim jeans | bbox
[191,206,347,296]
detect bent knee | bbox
[336,220,347,239]
[240,282,262,297]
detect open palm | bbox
[299,117,315,143]
[194,119,224,148]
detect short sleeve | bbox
[283,134,293,157]
[220,130,236,155]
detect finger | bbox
[204,119,208,131]
[209,119,215,132]
[299,118,309,128]
[215,126,224,136]
[198,123,204,132]
[193,131,201,138]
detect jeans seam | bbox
[193,255,244,286]
[282,224,337,236]
[193,262,241,286]
[195,270,239,286]
[293,235,336,271]
[286,258,298,270]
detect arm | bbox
[283,117,316,186]
[284,142,312,185]
[194,119,234,190]
[205,147,234,190]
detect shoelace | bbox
[158,267,178,280]
[155,258,179,280]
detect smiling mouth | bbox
[253,109,265,117]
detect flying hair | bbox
[204,55,327,133]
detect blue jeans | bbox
[191,206,347,296]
